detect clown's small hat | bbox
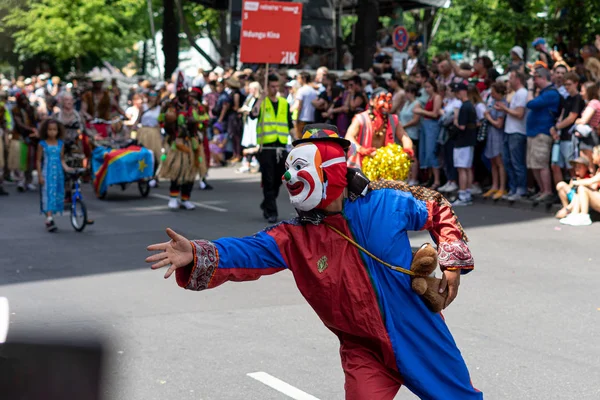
[293,123,350,150]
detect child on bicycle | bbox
[36,119,74,232]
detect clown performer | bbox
[146,123,482,400]
[346,87,414,169]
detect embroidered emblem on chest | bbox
[317,256,328,273]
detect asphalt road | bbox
[1,167,599,400]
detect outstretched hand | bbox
[146,228,193,279]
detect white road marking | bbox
[150,194,228,212]
[247,371,320,400]
[0,297,9,343]
[116,205,172,212]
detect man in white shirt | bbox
[495,70,528,200]
[292,71,318,135]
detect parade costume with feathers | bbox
[346,92,413,169]
[158,72,204,203]
[174,124,482,399]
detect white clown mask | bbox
[283,143,347,211]
[283,144,325,211]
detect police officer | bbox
[251,74,295,223]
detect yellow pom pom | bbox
[362,143,411,182]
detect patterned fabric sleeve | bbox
[369,180,474,273]
[175,229,289,291]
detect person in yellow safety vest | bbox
[0,92,13,196]
[250,74,296,223]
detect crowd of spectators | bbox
[2,34,600,225]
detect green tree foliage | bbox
[4,0,147,65]
[429,0,600,65]
[183,2,219,40]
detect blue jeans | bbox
[503,133,527,194]
[443,138,457,181]
[419,119,441,169]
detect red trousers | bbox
[341,346,403,400]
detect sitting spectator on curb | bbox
[555,157,593,219]
[559,146,600,226]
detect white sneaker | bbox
[168,198,179,209]
[437,182,449,192]
[560,213,592,226]
[181,200,196,210]
[506,193,522,202]
[199,180,207,190]
[236,165,250,173]
[502,191,515,200]
[439,181,458,192]
[250,159,260,168]
[149,179,157,188]
[26,183,37,191]
[452,197,472,206]
[470,184,483,195]
[407,179,419,186]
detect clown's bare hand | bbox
[439,269,461,309]
[146,228,193,279]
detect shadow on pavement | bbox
[0,176,590,287]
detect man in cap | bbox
[532,38,554,70]
[451,82,478,206]
[147,123,482,400]
[346,87,413,169]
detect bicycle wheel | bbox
[71,198,88,232]
[138,180,150,197]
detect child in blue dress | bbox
[36,119,73,232]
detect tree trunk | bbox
[354,0,379,70]
[174,0,218,69]
[141,41,147,76]
[507,0,528,59]
[162,0,179,81]
[219,10,232,66]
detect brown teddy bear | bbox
[410,244,448,313]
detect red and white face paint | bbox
[283,144,324,211]
[283,142,347,211]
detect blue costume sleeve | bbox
[175,229,288,291]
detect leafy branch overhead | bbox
[429,0,600,63]
[4,0,148,61]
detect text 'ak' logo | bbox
[280,51,297,64]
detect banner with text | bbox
[240,0,303,64]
